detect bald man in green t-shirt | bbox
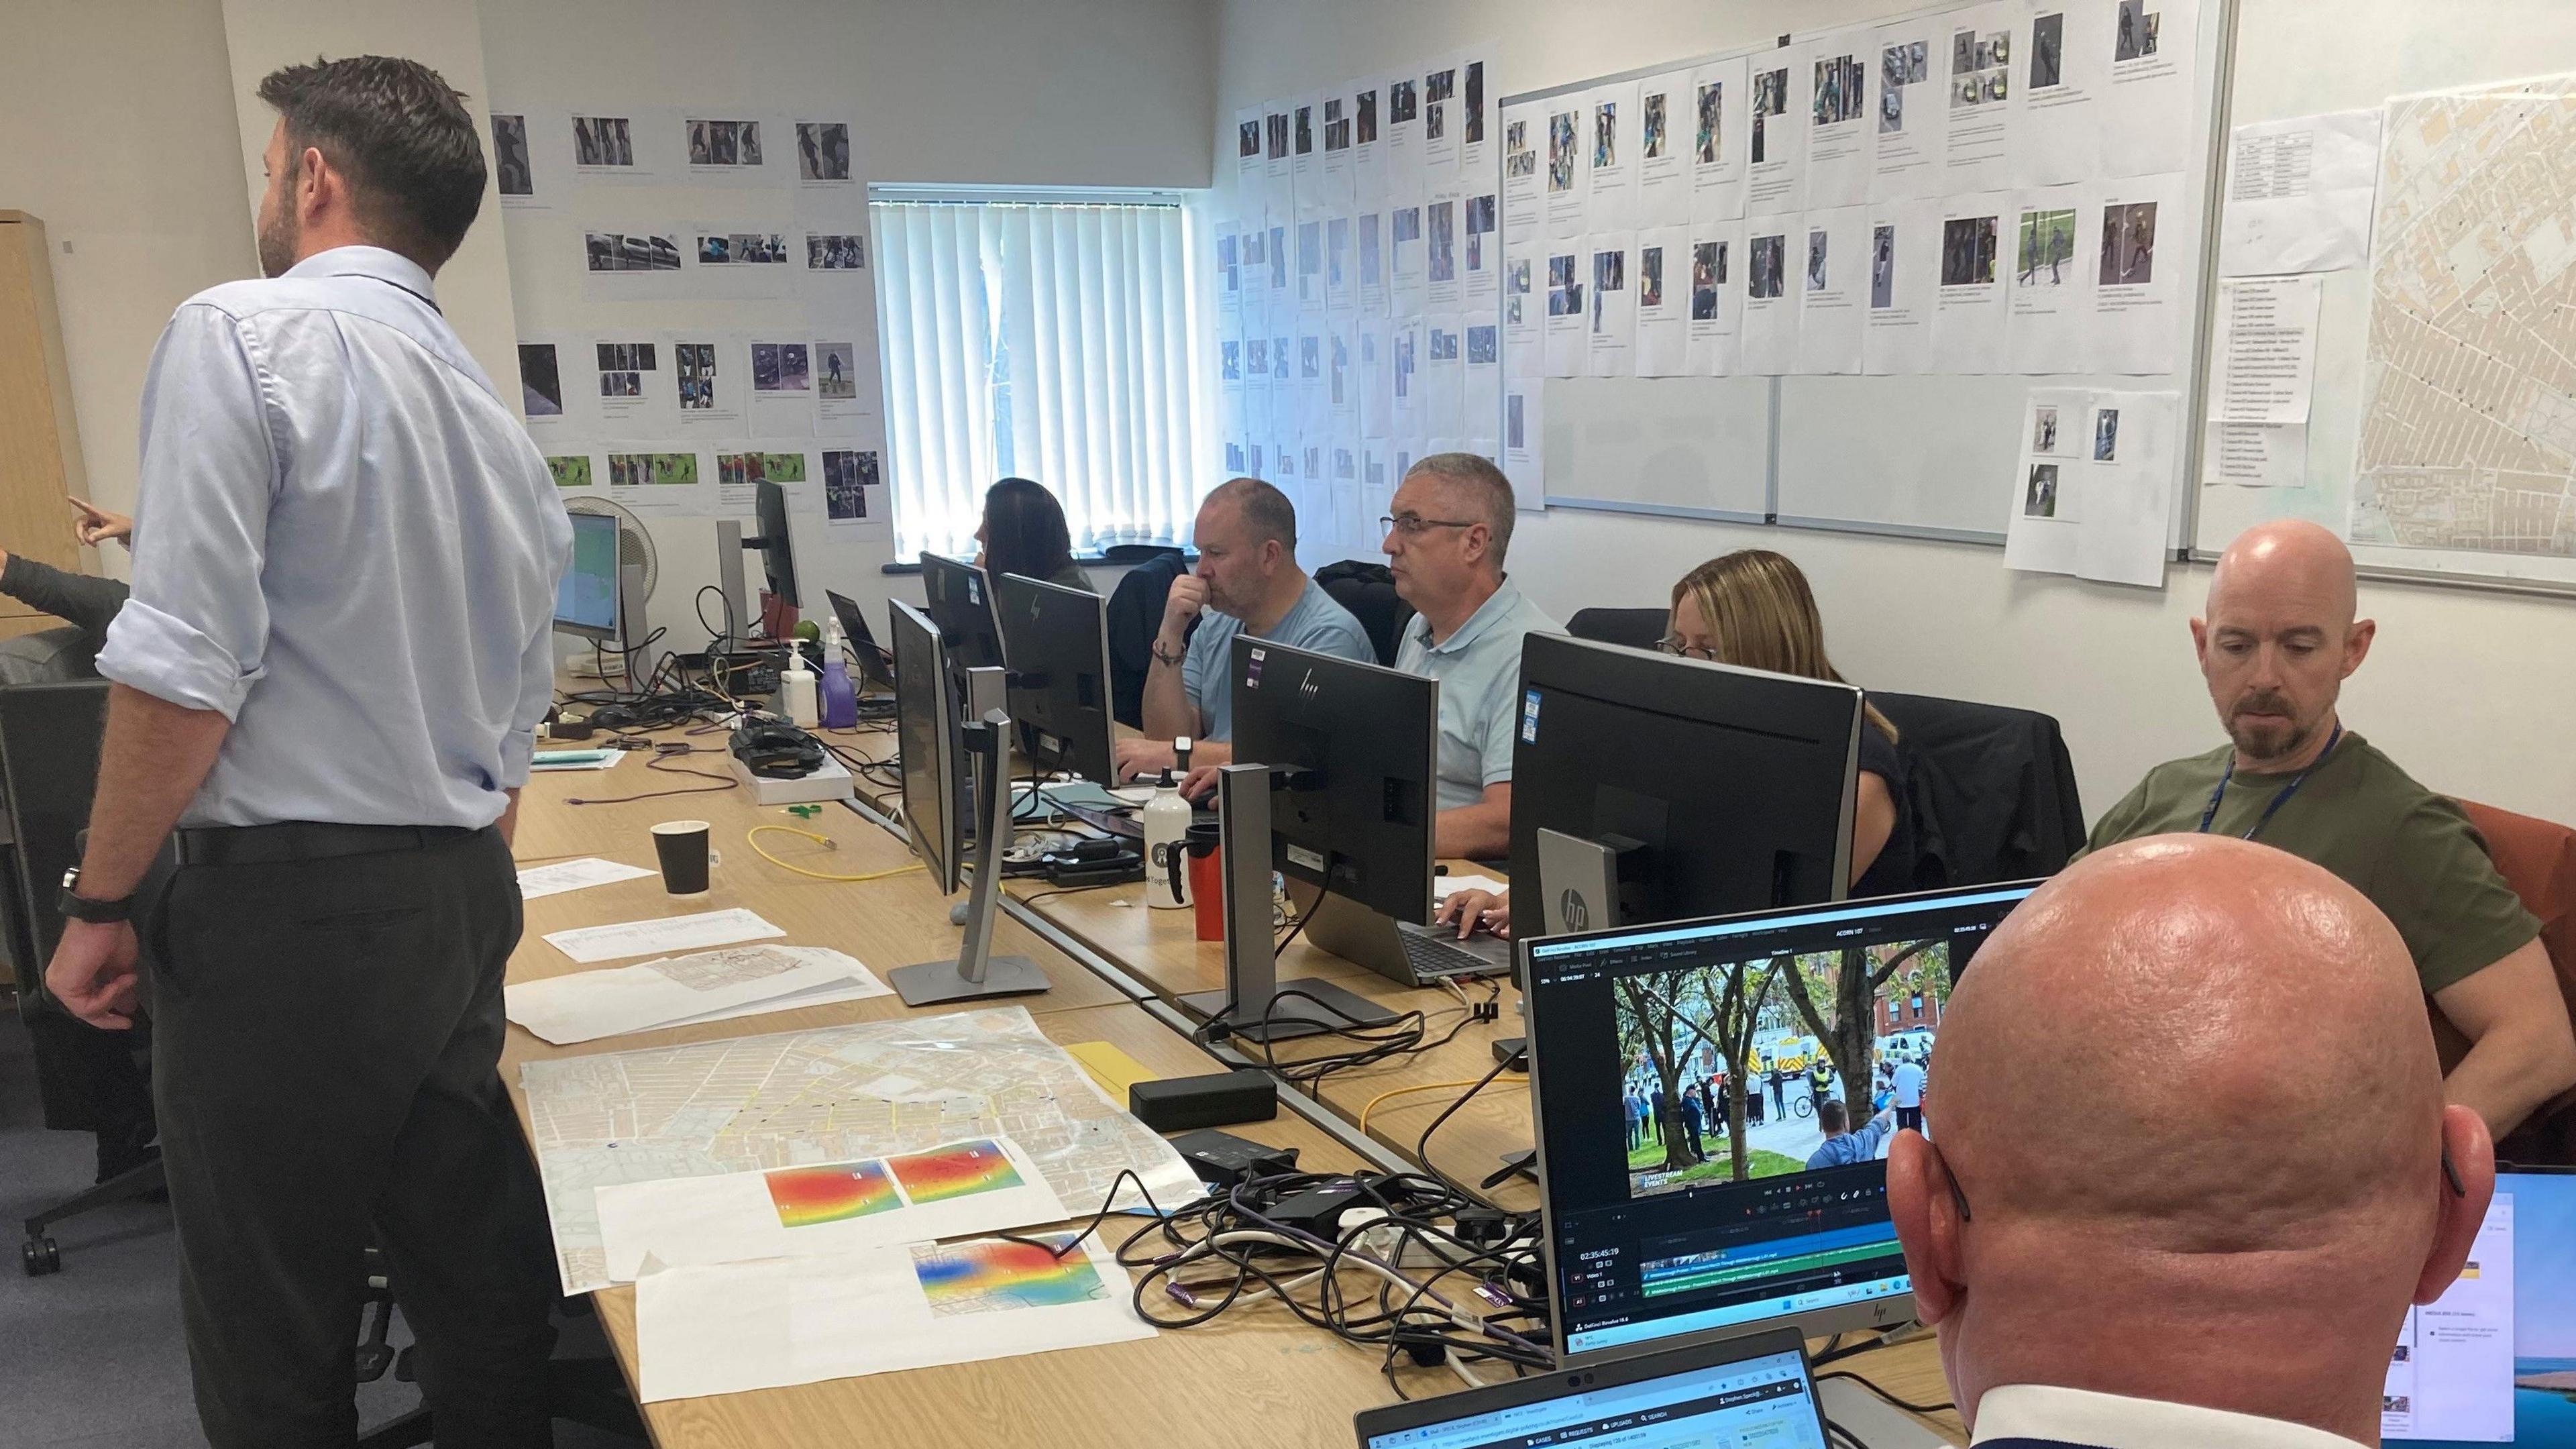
[2086,519,2574,1138]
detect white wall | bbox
[0,0,256,553]
[476,0,1215,659]
[1214,0,2576,825]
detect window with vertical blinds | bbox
[870,189,1208,561]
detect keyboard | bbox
[1395,922,1512,981]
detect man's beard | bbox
[256,203,299,279]
[2226,689,2313,764]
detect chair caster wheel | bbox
[22,1236,61,1276]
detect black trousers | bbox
[143,825,556,1448]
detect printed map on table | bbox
[2353,76,2576,558]
[519,1006,1201,1293]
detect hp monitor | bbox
[1523,881,2041,1362]
[889,598,963,894]
[992,572,1115,784]
[920,553,1008,674]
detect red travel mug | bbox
[1185,823,1225,942]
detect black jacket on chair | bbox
[1104,550,1188,728]
[1872,691,2086,889]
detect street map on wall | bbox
[2353,77,2576,558]
[519,1007,1201,1293]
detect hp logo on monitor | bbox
[1558,888,1590,932]
[1299,669,1321,698]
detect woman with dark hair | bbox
[973,477,1090,592]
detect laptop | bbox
[1303,890,1512,986]
[1352,1326,1828,1449]
[822,589,896,690]
[2385,1163,2576,1447]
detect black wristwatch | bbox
[57,867,134,925]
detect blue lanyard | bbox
[2197,724,2342,840]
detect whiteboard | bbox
[2191,0,2576,595]
[1519,0,2227,552]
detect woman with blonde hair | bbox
[1436,549,1916,938]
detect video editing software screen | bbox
[1357,1344,1826,1449]
[1525,885,2037,1357]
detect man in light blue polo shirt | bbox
[1385,452,1558,860]
[1118,476,1374,780]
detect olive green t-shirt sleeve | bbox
[2371,796,2543,994]
[2082,770,2169,858]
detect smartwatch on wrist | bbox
[57,867,134,925]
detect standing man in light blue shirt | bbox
[44,57,568,1448]
[1384,453,1558,860]
[1119,476,1374,780]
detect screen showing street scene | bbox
[1611,933,1953,1197]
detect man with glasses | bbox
[1381,453,1556,861]
[1887,836,2494,1448]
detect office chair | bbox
[2440,799,2576,1167]
[1564,606,1667,652]
[355,1249,649,1447]
[1871,690,2086,890]
[1313,559,1412,666]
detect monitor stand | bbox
[1179,763,1397,1044]
[890,702,1051,1007]
[1815,1374,1948,1449]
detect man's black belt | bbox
[170,822,482,868]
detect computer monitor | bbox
[1509,633,1864,934]
[1352,1327,1827,1449]
[1226,636,1438,923]
[991,572,1114,784]
[823,589,895,691]
[2387,1164,2575,1446]
[553,510,621,641]
[753,478,799,609]
[1522,880,2041,1363]
[919,553,1008,673]
[889,598,963,895]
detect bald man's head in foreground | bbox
[2194,519,2374,768]
[1888,837,2491,1443]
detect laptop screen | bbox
[1356,1344,1827,1449]
[2385,1167,2576,1446]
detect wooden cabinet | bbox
[0,212,91,641]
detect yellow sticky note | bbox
[1066,1040,1162,1099]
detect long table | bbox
[499,716,1964,1445]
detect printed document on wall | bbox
[1585,233,1636,378]
[1421,55,1462,179]
[1544,242,1586,376]
[1458,52,1497,181]
[1425,314,1466,435]
[2100,0,2200,178]
[2006,184,2091,374]
[2219,110,2380,276]
[1746,41,1810,216]
[1504,247,1542,379]
[1739,220,1801,374]
[2015,0,2112,186]
[1544,97,1589,239]
[2074,390,2178,587]
[1941,1,2021,195]
[1933,192,2012,372]
[1464,320,1503,436]
[1635,71,1693,228]
[1796,207,1868,375]
[2006,386,2091,576]
[1634,226,1690,376]
[1352,78,1387,205]
[1864,199,1941,374]
[2208,274,2320,424]
[1504,385,1543,502]
[1686,222,1744,376]
[1803,25,1876,209]
[1869,12,1950,201]
[1584,81,1642,233]
[1690,55,1750,221]
[2088,172,2188,374]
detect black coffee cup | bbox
[650,820,712,896]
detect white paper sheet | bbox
[1544,98,1588,239]
[1421,56,1460,180]
[1686,223,1744,376]
[2088,172,2189,374]
[2015,0,2112,186]
[598,1134,1067,1281]
[1385,70,1419,185]
[1503,248,1542,380]
[1356,209,1388,316]
[1425,188,1463,310]
[2208,274,2321,423]
[2006,184,2091,373]
[1458,53,1497,182]
[1634,227,1690,376]
[2204,421,2307,487]
[635,1232,1155,1403]
[529,749,626,771]
[2220,110,2380,276]
[1425,314,1465,435]
[1746,42,1810,215]
[1586,232,1637,377]
[1864,199,1941,375]
[2005,386,2092,574]
[1544,243,1587,376]
[1503,385,1544,502]
[1501,100,1545,238]
[1933,191,2012,372]
[1463,320,1503,435]
[1585,82,1642,234]
[1391,195,1428,313]
[1804,25,1876,209]
[1690,56,1751,222]
[506,945,883,1044]
[1635,71,1693,228]
[1352,80,1387,205]
[1463,185,1500,309]
[1868,13,1951,201]
[541,907,785,964]
[1739,221,1801,374]
[2100,0,2200,179]
[1434,873,1509,901]
[1796,207,1869,375]
[517,857,658,901]
[1941,1,2020,194]
[2074,391,2180,586]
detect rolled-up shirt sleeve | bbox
[95,305,280,719]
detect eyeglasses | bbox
[1380,513,1478,537]
[1656,637,1719,661]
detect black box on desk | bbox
[1129,1069,1277,1131]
